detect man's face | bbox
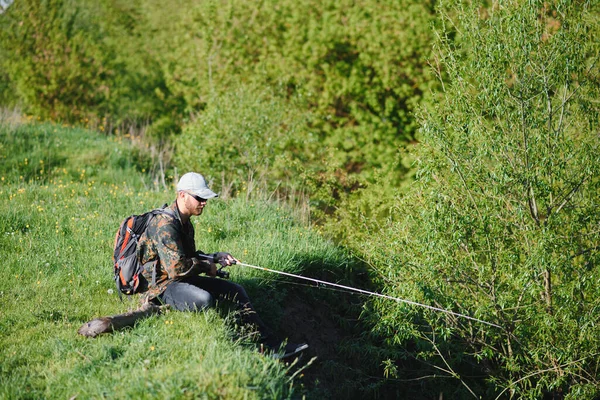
[185,192,208,216]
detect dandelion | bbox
[150,346,155,351]
[107,288,114,295]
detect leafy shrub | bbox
[172,85,316,196]
[354,0,600,398]
[0,0,440,214]
[141,0,438,182]
[0,0,182,128]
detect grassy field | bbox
[0,120,374,399]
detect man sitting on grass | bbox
[136,171,307,359]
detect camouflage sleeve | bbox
[155,218,199,278]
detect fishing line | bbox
[235,261,501,329]
[243,275,368,297]
[198,254,500,328]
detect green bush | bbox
[0,0,440,215]
[172,85,316,196]
[142,0,438,182]
[0,0,182,128]
[0,60,16,108]
[353,0,600,398]
[5,0,438,158]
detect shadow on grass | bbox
[234,253,431,400]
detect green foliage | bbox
[0,0,182,128]
[0,54,16,108]
[139,0,439,188]
[172,85,316,196]
[0,0,439,216]
[352,0,600,398]
[0,0,108,121]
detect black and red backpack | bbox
[112,205,176,296]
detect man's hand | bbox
[211,252,237,267]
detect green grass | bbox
[0,121,363,399]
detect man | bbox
[136,172,307,358]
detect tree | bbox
[359,1,600,398]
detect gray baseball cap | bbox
[176,172,218,199]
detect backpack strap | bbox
[153,204,178,223]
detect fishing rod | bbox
[200,253,501,329]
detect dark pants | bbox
[158,276,272,340]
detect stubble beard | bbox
[184,196,203,216]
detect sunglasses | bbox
[187,192,207,203]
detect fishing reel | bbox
[216,266,230,279]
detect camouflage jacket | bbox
[136,201,211,301]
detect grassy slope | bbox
[0,121,362,399]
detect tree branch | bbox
[552,175,587,216]
[424,331,480,399]
[520,95,540,226]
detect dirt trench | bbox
[270,287,389,399]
